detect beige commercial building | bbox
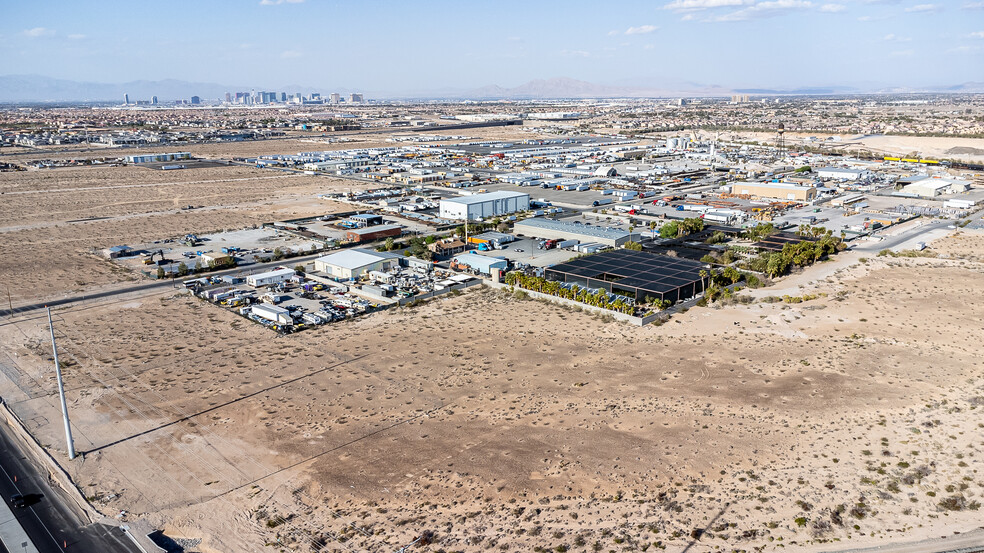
[730,182,817,202]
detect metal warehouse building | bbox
[439,191,530,221]
[315,248,402,280]
[513,218,640,247]
[345,224,403,243]
[545,250,709,304]
[729,182,817,202]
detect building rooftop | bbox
[346,224,403,236]
[472,231,514,241]
[515,217,631,240]
[733,181,815,190]
[250,267,296,278]
[441,191,529,205]
[316,248,401,270]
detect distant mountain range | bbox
[1,74,982,103]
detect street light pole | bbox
[46,307,75,460]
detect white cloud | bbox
[260,0,303,5]
[663,0,746,11]
[947,45,981,52]
[857,14,890,20]
[962,1,984,8]
[904,3,941,12]
[23,27,55,37]
[819,3,845,11]
[67,34,86,40]
[969,31,984,38]
[889,49,914,56]
[713,0,814,21]
[560,49,591,57]
[625,25,659,35]
[607,29,621,36]
[882,33,911,41]
[280,50,302,58]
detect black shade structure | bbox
[544,250,710,304]
[752,232,818,251]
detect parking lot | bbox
[473,237,584,267]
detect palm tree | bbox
[699,269,708,294]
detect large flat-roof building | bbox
[545,250,709,304]
[817,167,869,181]
[315,248,402,280]
[730,181,817,202]
[513,218,640,247]
[899,176,971,198]
[439,191,530,221]
[125,152,191,164]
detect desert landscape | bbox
[2,117,984,553]
[5,2,984,551]
[2,213,983,552]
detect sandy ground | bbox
[0,123,539,304]
[0,163,366,302]
[1,230,982,552]
[730,131,984,164]
[0,124,538,163]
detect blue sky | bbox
[1,0,982,92]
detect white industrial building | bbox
[126,152,191,164]
[314,248,402,280]
[817,167,869,180]
[246,268,296,287]
[439,191,530,221]
[900,176,971,198]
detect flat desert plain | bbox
[1,230,983,553]
[0,125,535,302]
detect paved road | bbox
[815,528,984,553]
[0,251,328,319]
[0,419,139,553]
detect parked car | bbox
[10,494,27,508]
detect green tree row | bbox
[659,217,705,239]
[504,272,641,315]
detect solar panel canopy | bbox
[545,250,709,303]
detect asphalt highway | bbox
[0,418,139,553]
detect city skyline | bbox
[2,0,983,97]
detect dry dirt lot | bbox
[0,162,368,301]
[0,124,536,302]
[1,231,982,553]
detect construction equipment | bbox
[143,250,168,265]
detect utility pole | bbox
[46,307,75,460]
[6,286,11,319]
